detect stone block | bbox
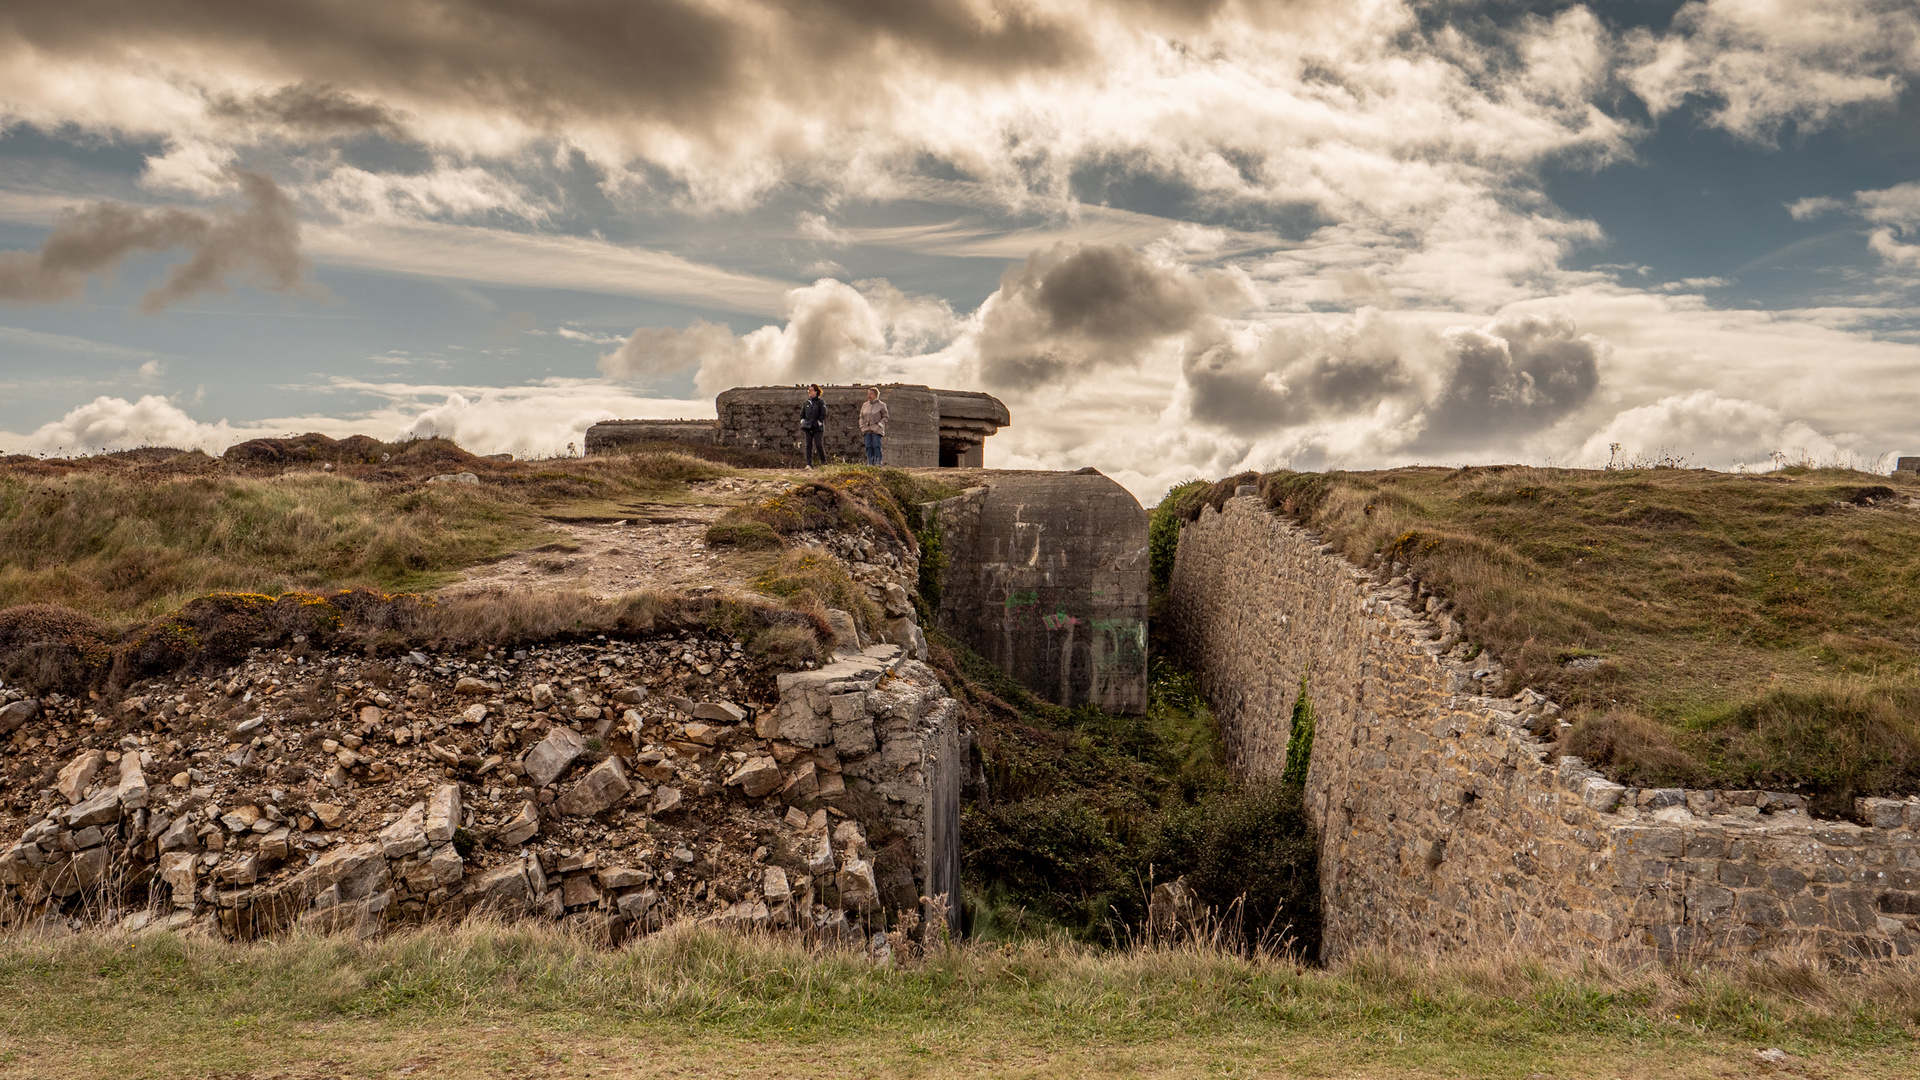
[838,859,878,912]
[379,802,428,858]
[429,845,465,887]
[426,783,463,843]
[159,851,197,907]
[832,715,877,757]
[310,842,391,902]
[562,874,601,908]
[616,887,659,921]
[524,727,588,787]
[691,701,746,724]
[56,750,105,805]
[470,858,540,914]
[0,698,37,736]
[726,756,784,798]
[599,866,650,889]
[555,758,631,817]
[66,788,122,828]
[1857,798,1907,830]
[116,755,148,811]
[763,866,792,904]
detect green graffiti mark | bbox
[1002,589,1039,612]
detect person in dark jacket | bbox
[800,384,827,468]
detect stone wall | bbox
[1167,495,1920,963]
[930,470,1149,713]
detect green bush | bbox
[1148,479,1208,596]
[1145,784,1322,956]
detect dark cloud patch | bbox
[1180,310,1604,445]
[1420,313,1602,444]
[209,82,408,137]
[4,0,1089,146]
[0,171,310,312]
[1183,314,1417,436]
[977,243,1207,390]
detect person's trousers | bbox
[863,432,882,465]
[805,427,827,467]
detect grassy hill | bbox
[1168,464,1920,815]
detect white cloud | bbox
[1576,390,1846,468]
[0,383,714,461]
[1625,0,1920,141]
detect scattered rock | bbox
[0,698,38,736]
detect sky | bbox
[0,0,1917,502]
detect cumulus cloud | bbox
[1576,390,1847,468]
[1182,309,1427,437]
[975,244,1224,390]
[1,394,266,455]
[1422,313,1604,446]
[600,278,964,395]
[1179,309,1603,451]
[0,171,309,311]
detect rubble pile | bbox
[814,527,928,661]
[0,617,964,945]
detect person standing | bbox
[858,386,888,466]
[800,383,828,468]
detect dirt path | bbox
[443,475,796,599]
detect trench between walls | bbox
[1165,495,1920,965]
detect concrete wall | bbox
[585,420,716,455]
[717,385,941,466]
[930,471,1149,713]
[1167,495,1920,963]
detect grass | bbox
[0,923,1913,1078]
[0,445,734,626]
[1170,465,1920,814]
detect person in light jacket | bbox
[800,384,827,468]
[858,387,888,466]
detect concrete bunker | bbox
[587,384,1010,468]
[926,470,1149,713]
